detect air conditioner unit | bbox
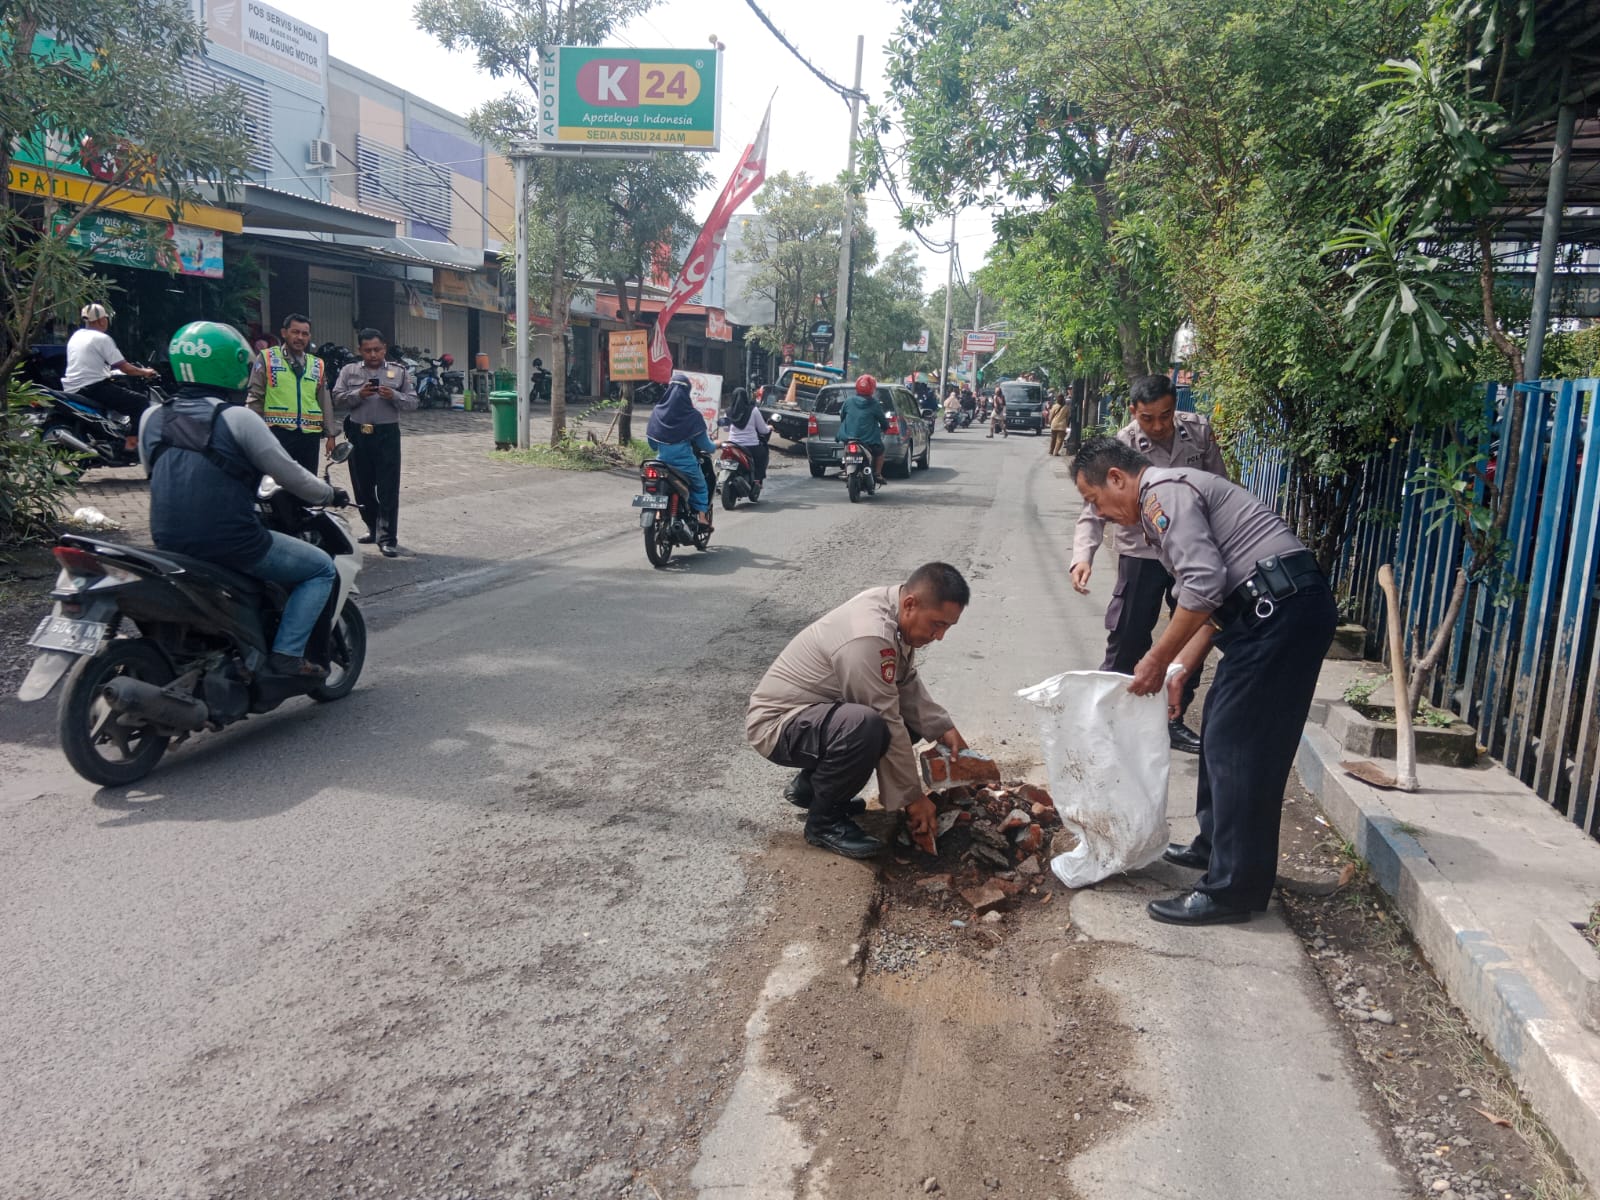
[307,139,337,168]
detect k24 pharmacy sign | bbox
[538,47,722,150]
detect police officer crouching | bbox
[1070,438,1336,925]
[746,563,972,859]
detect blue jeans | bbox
[649,434,713,512]
[246,531,337,657]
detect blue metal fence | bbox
[1236,379,1600,840]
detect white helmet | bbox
[81,302,113,322]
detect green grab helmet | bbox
[168,321,252,390]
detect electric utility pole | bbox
[832,35,865,372]
[938,212,956,394]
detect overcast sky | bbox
[269,0,997,299]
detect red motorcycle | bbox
[716,443,762,510]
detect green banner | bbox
[537,47,721,150]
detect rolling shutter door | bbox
[308,279,356,349]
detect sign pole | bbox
[514,154,531,450]
[832,35,865,372]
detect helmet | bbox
[168,321,253,390]
[854,373,878,396]
[81,302,113,322]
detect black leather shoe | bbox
[1169,719,1203,754]
[784,770,814,806]
[357,533,377,545]
[1162,842,1209,870]
[1147,890,1250,926]
[267,653,328,680]
[804,816,885,859]
[379,542,399,558]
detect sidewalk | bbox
[1298,660,1600,1190]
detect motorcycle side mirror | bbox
[328,441,354,466]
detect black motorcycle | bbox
[16,445,366,786]
[18,376,166,476]
[415,354,454,409]
[316,341,358,377]
[634,451,715,567]
[716,441,762,510]
[943,409,960,433]
[842,439,878,503]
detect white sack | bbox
[1016,669,1174,888]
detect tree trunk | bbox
[1408,567,1470,716]
[614,273,634,445]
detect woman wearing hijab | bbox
[647,371,716,525]
[718,386,771,496]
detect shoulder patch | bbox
[1143,491,1170,535]
[881,658,897,684]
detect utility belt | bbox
[344,417,396,436]
[1212,550,1323,631]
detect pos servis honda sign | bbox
[537,47,723,150]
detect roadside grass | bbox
[491,435,651,472]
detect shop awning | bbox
[236,184,396,238]
[6,163,243,233]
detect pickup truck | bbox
[759,361,845,442]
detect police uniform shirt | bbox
[332,361,420,426]
[1073,411,1226,564]
[1137,467,1306,612]
[746,585,954,811]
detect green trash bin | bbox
[488,390,518,449]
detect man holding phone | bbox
[332,329,418,557]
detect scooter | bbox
[716,442,762,510]
[415,354,454,409]
[842,439,877,503]
[943,409,961,433]
[634,451,716,568]
[316,341,358,377]
[16,445,366,786]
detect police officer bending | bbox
[1070,438,1336,926]
[143,322,348,681]
[746,563,972,859]
[1071,375,1228,754]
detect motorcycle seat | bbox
[45,388,127,423]
[62,535,265,597]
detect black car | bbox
[1000,381,1046,434]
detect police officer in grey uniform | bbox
[1071,375,1227,754]
[746,563,971,859]
[1071,438,1336,925]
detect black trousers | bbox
[77,378,148,420]
[345,419,402,544]
[1102,555,1205,715]
[749,441,770,481]
[1192,583,1338,909]
[272,428,323,475]
[767,703,892,826]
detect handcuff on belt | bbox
[1211,551,1322,630]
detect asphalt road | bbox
[0,428,1405,1198]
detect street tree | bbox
[415,0,704,445]
[0,0,250,388]
[844,243,925,379]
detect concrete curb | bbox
[1296,724,1600,1190]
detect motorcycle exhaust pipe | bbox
[100,676,210,732]
[44,427,98,456]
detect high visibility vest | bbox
[259,347,325,433]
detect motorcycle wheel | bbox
[721,479,738,511]
[58,638,173,787]
[645,516,674,568]
[311,601,367,703]
[693,519,713,552]
[847,472,862,503]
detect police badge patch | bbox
[1142,492,1171,535]
[880,646,897,684]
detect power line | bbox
[741,0,859,106]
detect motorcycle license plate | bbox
[843,454,865,465]
[633,494,669,509]
[29,615,106,655]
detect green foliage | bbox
[0,0,252,384]
[1344,675,1384,706]
[1,377,82,545]
[849,244,928,378]
[490,434,650,472]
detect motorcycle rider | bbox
[718,386,770,498]
[988,390,1008,438]
[959,386,977,426]
[62,303,159,419]
[836,373,889,485]
[141,321,349,680]
[647,370,716,526]
[942,388,961,426]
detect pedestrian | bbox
[62,303,159,419]
[247,313,332,475]
[332,328,417,558]
[746,562,972,860]
[1070,437,1335,925]
[1048,393,1071,456]
[1069,375,1227,754]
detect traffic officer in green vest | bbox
[246,312,333,474]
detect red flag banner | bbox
[648,104,772,383]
